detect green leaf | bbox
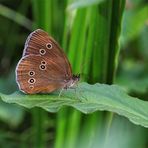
[0,4,32,30]
[0,100,24,127]
[67,0,105,10]
[0,82,148,128]
[121,5,148,45]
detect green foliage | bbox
[67,0,104,10]
[0,4,32,30]
[121,5,148,45]
[0,0,148,147]
[0,100,24,127]
[1,82,148,128]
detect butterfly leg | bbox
[67,85,80,100]
[73,84,84,102]
[75,84,81,100]
[58,88,64,97]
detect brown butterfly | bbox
[16,29,80,94]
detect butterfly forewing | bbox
[23,29,72,77]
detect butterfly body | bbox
[63,74,80,89]
[16,29,80,94]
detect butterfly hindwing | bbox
[16,55,68,94]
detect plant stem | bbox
[31,0,54,147]
[32,108,47,148]
[104,0,125,145]
[54,108,67,148]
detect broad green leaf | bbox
[116,76,148,94]
[67,0,105,10]
[121,5,148,45]
[0,100,24,127]
[116,61,148,93]
[0,4,32,30]
[0,82,148,128]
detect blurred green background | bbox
[0,0,148,147]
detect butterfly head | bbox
[72,74,80,81]
[63,74,80,89]
[71,74,80,87]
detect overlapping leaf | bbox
[0,82,148,127]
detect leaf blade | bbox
[1,82,148,127]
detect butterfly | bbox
[16,29,80,94]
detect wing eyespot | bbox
[41,60,47,65]
[39,64,46,70]
[29,85,34,89]
[28,71,35,76]
[39,49,46,55]
[46,43,52,49]
[28,78,36,84]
